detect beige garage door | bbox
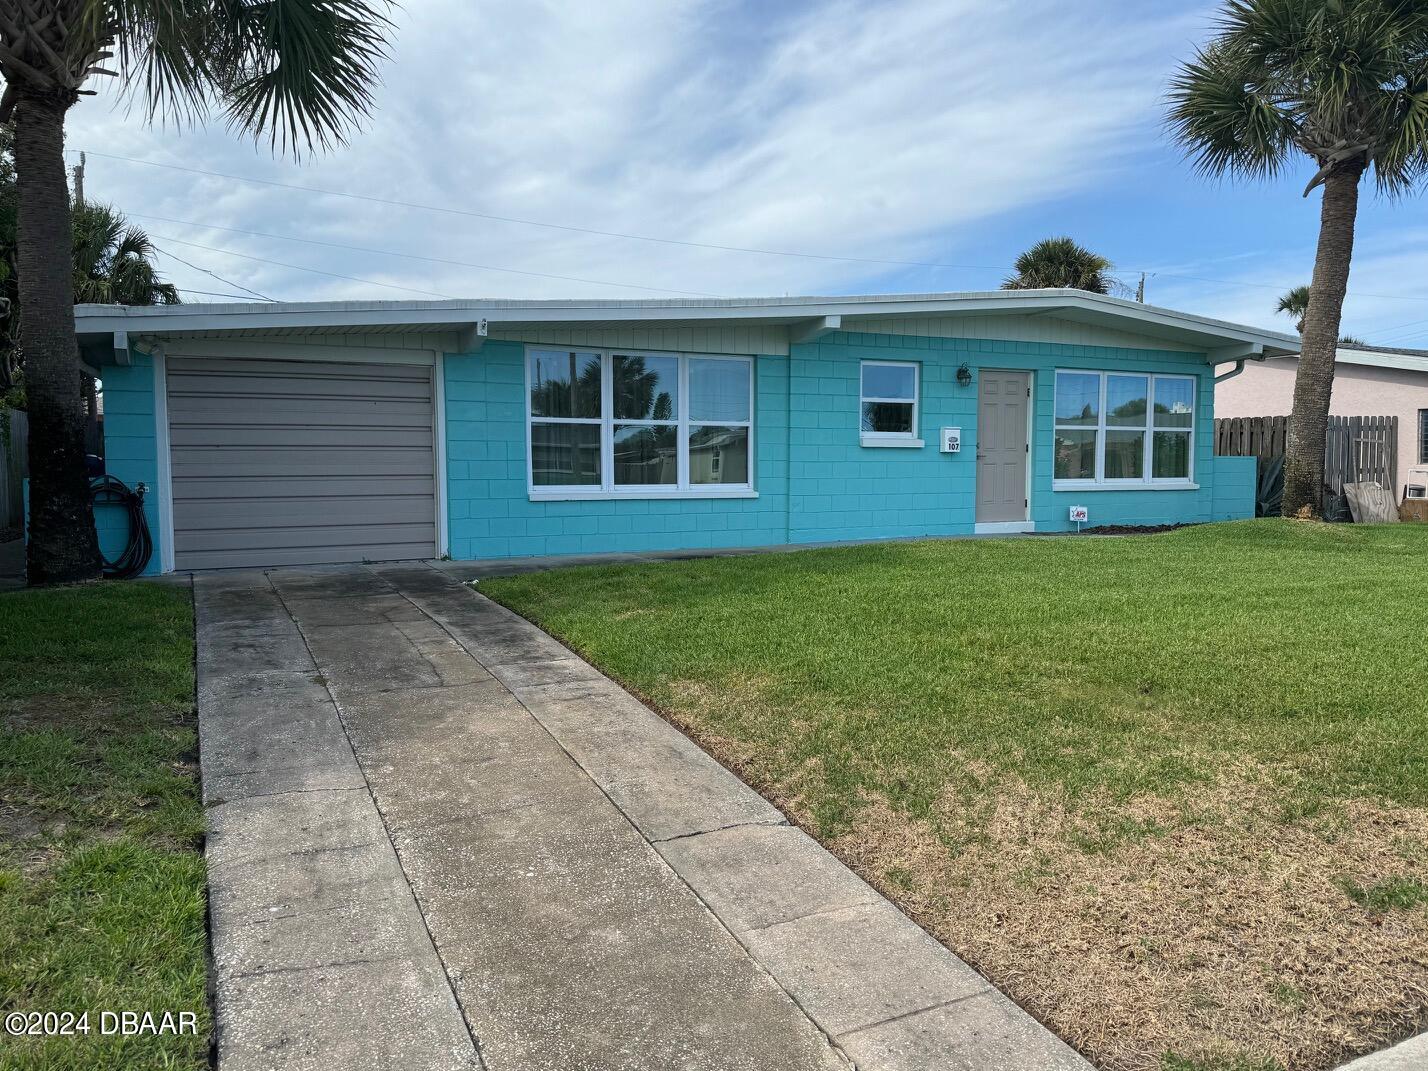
[167,357,437,570]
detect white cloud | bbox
[62,0,1200,305]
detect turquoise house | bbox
[74,292,1296,573]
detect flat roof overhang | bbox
[75,289,1300,367]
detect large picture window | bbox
[1054,370,1195,486]
[527,348,753,496]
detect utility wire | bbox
[75,149,1009,274]
[150,234,457,299]
[132,211,719,297]
[174,287,274,302]
[151,244,277,302]
[74,147,1428,307]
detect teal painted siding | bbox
[88,331,1255,574]
[445,332,1250,559]
[1211,455,1258,521]
[99,354,162,575]
[444,342,789,560]
[787,334,972,542]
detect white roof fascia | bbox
[73,290,1301,359]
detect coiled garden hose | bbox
[90,475,153,579]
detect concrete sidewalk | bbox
[197,562,1088,1071]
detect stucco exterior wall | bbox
[1215,357,1428,490]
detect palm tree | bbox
[71,203,178,307]
[1002,237,1118,294]
[1168,1,1428,518]
[1276,284,1312,334]
[0,2,392,584]
[1,190,178,398]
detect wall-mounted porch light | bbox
[956,363,973,388]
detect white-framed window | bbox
[860,360,920,444]
[1053,370,1195,487]
[526,347,753,497]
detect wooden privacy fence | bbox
[1214,414,1398,494]
[1,408,27,530]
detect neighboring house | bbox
[1215,344,1428,496]
[74,290,1297,573]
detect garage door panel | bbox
[177,541,438,572]
[169,356,429,378]
[176,521,435,554]
[172,475,435,500]
[168,370,432,400]
[169,395,434,424]
[167,357,437,570]
[176,495,433,530]
[169,425,433,449]
[171,446,434,478]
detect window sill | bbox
[1052,481,1200,492]
[860,437,924,449]
[529,488,759,502]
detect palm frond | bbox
[68,199,180,307]
[1166,40,1297,180]
[1002,237,1118,295]
[1276,283,1311,332]
[212,0,393,154]
[99,0,212,127]
[1171,0,1428,196]
[91,0,392,155]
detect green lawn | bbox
[0,583,207,1071]
[482,520,1428,1071]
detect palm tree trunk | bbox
[1282,163,1362,518]
[13,92,99,583]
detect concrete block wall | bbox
[444,333,1245,559]
[97,352,162,575]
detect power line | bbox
[77,148,1428,309]
[149,234,457,299]
[74,149,1008,274]
[174,287,274,302]
[131,212,719,297]
[1362,315,1428,345]
[151,244,277,302]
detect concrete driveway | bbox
[196,561,1087,1071]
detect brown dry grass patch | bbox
[823,775,1428,1071]
[618,676,1428,1070]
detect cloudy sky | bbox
[63,0,1428,346]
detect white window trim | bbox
[860,360,920,446]
[1052,369,1197,490]
[525,345,755,498]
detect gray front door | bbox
[975,370,1030,523]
